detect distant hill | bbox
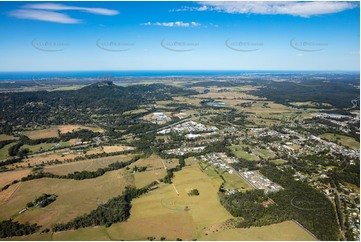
[89,80,115,87]
[250,80,359,109]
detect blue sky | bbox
[0,1,359,71]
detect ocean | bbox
[0,70,355,81]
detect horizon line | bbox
[0,69,359,73]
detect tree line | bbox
[160,157,186,184]
[0,220,40,238]
[1,156,141,192]
[52,183,158,231]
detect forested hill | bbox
[250,79,359,109]
[0,82,197,133]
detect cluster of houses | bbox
[239,171,283,193]
[200,153,235,174]
[164,146,205,155]
[152,112,172,124]
[158,120,218,135]
[185,131,219,140]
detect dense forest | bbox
[251,79,359,109]
[220,165,339,241]
[0,82,197,133]
[261,166,339,240]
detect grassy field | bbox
[199,162,251,191]
[220,170,252,191]
[247,116,282,127]
[227,145,260,161]
[192,88,261,101]
[123,108,149,115]
[270,159,288,165]
[52,226,111,240]
[49,86,85,92]
[133,169,167,188]
[0,134,18,142]
[171,97,202,107]
[128,154,165,170]
[23,127,59,139]
[56,125,104,134]
[200,220,315,240]
[290,144,302,150]
[0,169,31,188]
[242,101,292,114]
[127,155,169,188]
[43,154,135,175]
[252,148,276,159]
[0,169,131,229]
[10,145,123,169]
[102,145,134,153]
[9,153,84,169]
[22,141,70,153]
[234,85,261,92]
[3,232,52,241]
[107,161,233,240]
[319,133,359,150]
[107,210,195,241]
[213,98,252,107]
[289,101,332,108]
[0,142,16,160]
[199,162,224,186]
[154,100,179,110]
[22,125,104,140]
[4,157,316,241]
[245,110,314,128]
[164,158,181,169]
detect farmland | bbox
[72,158,233,240]
[0,143,16,160]
[22,141,70,153]
[200,220,315,240]
[22,127,60,140]
[6,157,315,241]
[227,145,260,161]
[43,154,135,175]
[319,133,360,150]
[21,125,104,140]
[0,73,358,240]
[0,169,131,229]
[0,135,18,142]
[270,159,288,165]
[199,162,252,191]
[0,169,31,188]
[102,145,134,153]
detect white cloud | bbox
[143,21,152,26]
[23,3,119,16]
[9,9,81,24]
[190,22,200,27]
[9,3,119,24]
[170,5,209,12]
[142,21,201,27]
[177,1,357,17]
[349,51,360,55]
